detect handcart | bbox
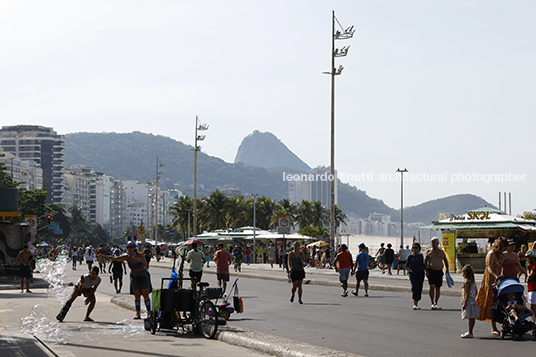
[148,277,222,338]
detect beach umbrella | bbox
[183,238,204,246]
[306,241,329,248]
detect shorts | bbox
[355,270,369,281]
[398,260,406,267]
[427,269,443,287]
[528,291,536,305]
[189,270,203,281]
[130,269,151,291]
[378,256,385,264]
[462,303,479,319]
[19,264,32,279]
[112,270,123,280]
[338,267,351,281]
[217,273,230,282]
[290,269,305,282]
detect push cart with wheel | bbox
[148,277,222,339]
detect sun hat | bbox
[431,237,440,243]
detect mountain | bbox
[402,194,497,224]
[64,132,495,224]
[234,130,311,172]
[65,132,292,199]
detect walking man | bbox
[16,245,33,293]
[214,243,232,292]
[334,244,353,297]
[351,243,370,297]
[56,266,102,322]
[187,242,205,289]
[267,242,276,268]
[425,237,449,310]
[397,244,409,275]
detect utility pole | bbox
[397,168,408,246]
[324,11,354,245]
[193,116,209,236]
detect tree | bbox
[255,196,277,230]
[277,199,297,227]
[311,201,328,228]
[199,189,230,232]
[331,205,347,231]
[227,195,248,228]
[169,196,194,237]
[296,200,313,229]
[0,154,18,189]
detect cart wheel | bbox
[500,329,506,339]
[198,301,218,339]
[150,310,157,335]
[219,309,230,320]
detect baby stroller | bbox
[492,278,536,340]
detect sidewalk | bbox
[147,257,482,298]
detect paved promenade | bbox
[0,259,483,357]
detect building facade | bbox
[0,125,66,204]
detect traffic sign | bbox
[24,215,37,235]
[169,230,175,236]
[278,215,290,234]
[139,225,145,234]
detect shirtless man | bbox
[424,237,449,310]
[16,245,33,293]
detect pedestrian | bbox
[288,241,306,304]
[143,245,153,268]
[203,245,211,267]
[187,242,206,289]
[56,266,101,322]
[383,243,394,275]
[78,247,84,265]
[424,237,449,310]
[333,244,353,297]
[108,249,126,293]
[244,244,252,265]
[476,236,507,335]
[397,244,409,275]
[351,243,370,297]
[85,246,95,272]
[526,250,536,317]
[16,245,33,293]
[96,244,107,273]
[406,242,425,310]
[232,244,243,272]
[72,246,78,270]
[502,239,526,280]
[518,244,528,282]
[214,243,232,292]
[268,242,276,268]
[460,264,479,338]
[98,241,152,319]
[278,246,284,268]
[376,243,386,273]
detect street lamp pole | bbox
[396,168,408,246]
[154,157,164,247]
[251,193,259,263]
[193,116,209,236]
[324,10,354,245]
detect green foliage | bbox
[0,154,19,189]
[298,226,328,238]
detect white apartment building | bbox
[0,152,43,190]
[65,166,93,221]
[0,125,66,205]
[288,166,337,206]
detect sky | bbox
[1,0,535,215]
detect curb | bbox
[110,295,363,357]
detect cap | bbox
[358,243,366,249]
[431,237,440,243]
[508,239,516,246]
[127,241,136,247]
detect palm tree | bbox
[227,195,248,228]
[277,199,297,227]
[311,201,328,228]
[295,200,313,229]
[199,189,230,231]
[331,205,347,231]
[169,196,194,237]
[255,196,277,230]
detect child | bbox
[461,264,479,338]
[527,250,536,316]
[504,292,536,322]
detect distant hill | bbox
[65,132,495,224]
[65,132,292,199]
[234,130,311,172]
[403,194,497,224]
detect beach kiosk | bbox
[420,207,536,273]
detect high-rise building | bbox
[65,165,93,221]
[0,152,43,190]
[288,166,337,207]
[0,125,66,205]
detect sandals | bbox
[83,317,94,322]
[351,291,358,296]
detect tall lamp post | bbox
[396,168,408,246]
[323,11,354,245]
[193,116,209,236]
[154,157,164,246]
[251,193,259,263]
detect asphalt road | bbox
[64,262,535,357]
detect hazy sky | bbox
[2,0,535,214]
